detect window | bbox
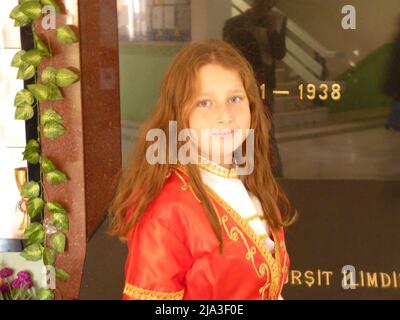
[0,1,28,240]
[118,0,191,42]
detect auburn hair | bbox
[108,39,296,253]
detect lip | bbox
[210,129,234,136]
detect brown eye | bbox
[197,100,212,108]
[229,96,243,104]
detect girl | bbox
[108,39,295,300]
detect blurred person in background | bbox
[223,0,287,177]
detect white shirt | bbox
[199,162,275,253]
[198,159,285,300]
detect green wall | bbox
[327,43,395,112]
[119,42,186,121]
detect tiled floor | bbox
[278,127,400,180]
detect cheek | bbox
[236,105,251,145]
[188,110,205,145]
[188,114,200,144]
[188,109,205,130]
[189,109,218,136]
[237,103,251,129]
[188,108,196,129]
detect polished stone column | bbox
[36,0,121,299]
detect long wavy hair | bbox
[108,39,296,253]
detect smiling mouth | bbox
[210,129,235,137]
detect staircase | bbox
[273,62,329,131]
[232,0,342,132]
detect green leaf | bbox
[10,5,31,27]
[14,89,34,108]
[27,197,45,218]
[20,1,43,20]
[55,268,70,281]
[17,63,35,80]
[41,0,61,13]
[34,33,50,57]
[27,83,49,102]
[22,146,40,164]
[20,0,41,3]
[20,181,40,198]
[50,212,69,230]
[47,201,66,214]
[26,139,40,150]
[11,50,26,68]
[56,68,79,87]
[20,243,43,261]
[36,288,54,300]
[43,120,66,139]
[14,16,32,27]
[22,139,40,164]
[24,225,45,250]
[26,228,45,245]
[56,25,78,44]
[46,83,63,101]
[10,5,23,19]
[43,247,56,266]
[21,49,43,67]
[46,170,68,184]
[40,156,56,173]
[24,222,44,237]
[15,105,34,121]
[41,108,63,124]
[41,67,57,84]
[50,232,66,253]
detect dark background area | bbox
[80,179,400,300]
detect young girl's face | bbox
[188,63,251,165]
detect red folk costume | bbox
[123,160,290,300]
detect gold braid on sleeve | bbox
[124,283,185,300]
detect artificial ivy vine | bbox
[10,0,79,300]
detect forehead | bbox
[195,64,244,93]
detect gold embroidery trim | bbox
[123,283,184,300]
[204,184,282,300]
[220,215,272,299]
[173,168,201,202]
[244,214,265,223]
[258,234,270,240]
[198,155,239,179]
[171,165,285,299]
[278,251,289,294]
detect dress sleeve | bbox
[123,216,193,300]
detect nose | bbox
[216,104,233,125]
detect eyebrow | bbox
[197,89,245,96]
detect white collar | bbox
[198,158,275,251]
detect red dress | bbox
[123,166,290,300]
